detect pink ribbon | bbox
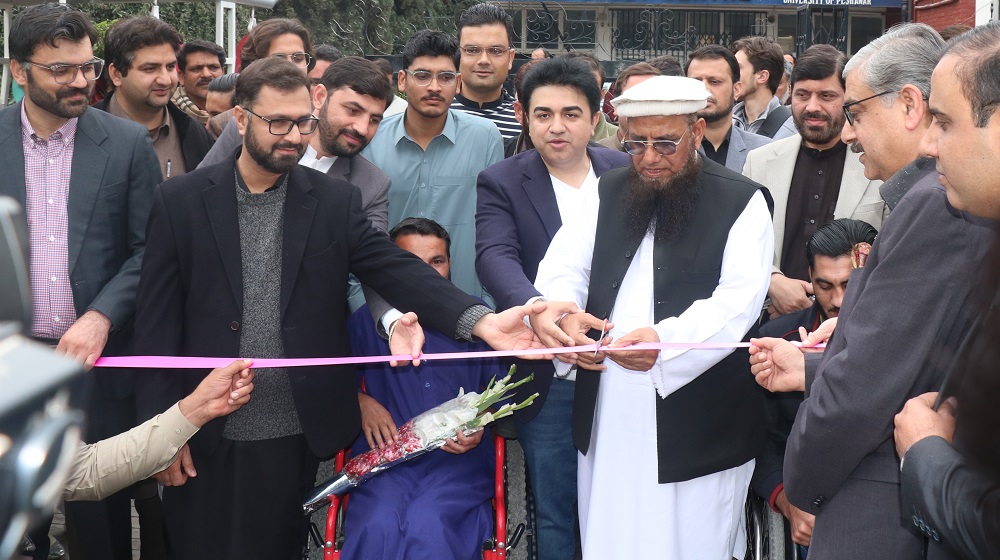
[94,341,823,369]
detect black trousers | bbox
[161,434,319,560]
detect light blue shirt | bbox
[363,109,504,305]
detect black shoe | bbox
[47,540,65,559]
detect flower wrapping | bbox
[303,367,536,513]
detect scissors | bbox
[593,318,608,357]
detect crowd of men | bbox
[5,1,999,559]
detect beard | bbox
[244,124,304,174]
[698,96,735,124]
[26,69,92,119]
[621,147,703,243]
[794,110,846,146]
[318,103,368,157]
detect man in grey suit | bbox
[299,56,394,312]
[0,5,161,559]
[686,45,773,173]
[893,22,1000,560]
[744,44,886,320]
[300,56,392,232]
[748,24,997,560]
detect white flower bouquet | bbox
[303,367,536,513]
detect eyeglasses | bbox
[25,58,104,85]
[406,70,460,87]
[842,90,895,126]
[460,45,511,58]
[622,127,691,157]
[242,107,319,135]
[271,52,313,68]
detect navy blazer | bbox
[475,146,630,418]
[133,158,480,458]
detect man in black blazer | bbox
[0,6,162,559]
[133,57,546,560]
[476,57,629,559]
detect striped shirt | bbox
[22,104,78,339]
[450,91,521,140]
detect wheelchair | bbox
[304,433,533,559]
[744,492,801,560]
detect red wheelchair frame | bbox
[317,434,514,559]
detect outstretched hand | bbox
[473,301,553,360]
[748,338,806,392]
[179,359,255,428]
[388,312,424,366]
[527,300,580,352]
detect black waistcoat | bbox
[575,159,773,483]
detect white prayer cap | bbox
[611,76,710,117]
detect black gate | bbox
[795,4,849,55]
[610,8,767,61]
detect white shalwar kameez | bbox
[534,188,773,559]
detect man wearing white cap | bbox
[532,76,774,557]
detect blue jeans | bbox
[517,378,577,560]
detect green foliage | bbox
[1,0,481,60]
[69,1,259,46]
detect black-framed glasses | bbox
[25,58,104,85]
[623,127,691,157]
[242,107,319,135]
[406,70,459,87]
[271,52,313,68]
[460,45,511,58]
[842,90,895,126]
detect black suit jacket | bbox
[475,146,630,419]
[133,158,480,458]
[902,436,1000,559]
[93,94,214,171]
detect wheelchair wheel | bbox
[503,438,533,560]
[745,493,790,560]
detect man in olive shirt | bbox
[94,16,213,177]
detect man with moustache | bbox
[744,44,885,319]
[172,39,225,124]
[748,24,998,559]
[300,56,392,233]
[532,75,773,558]
[299,56,394,311]
[133,57,548,559]
[451,3,521,140]
[751,218,877,550]
[95,16,214,178]
[0,5,162,559]
[686,45,773,173]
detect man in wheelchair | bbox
[343,217,500,559]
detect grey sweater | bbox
[223,174,303,440]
